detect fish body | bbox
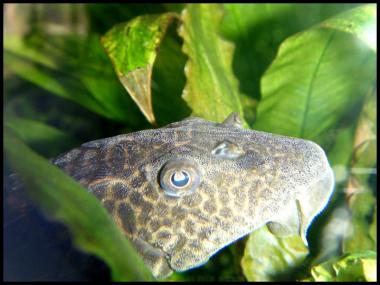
[52,113,335,278]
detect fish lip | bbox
[296,154,335,245]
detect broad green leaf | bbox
[4,128,153,281]
[309,251,376,281]
[101,13,178,125]
[220,3,359,121]
[321,4,377,52]
[241,226,309,281]
[254,27,375,145]
[178,4,246,124]
[5,116,80,158]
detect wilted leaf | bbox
[178,4,246,124]
[321,4,377,52]
[241,226,309,281]
[309,251,376,281]
[4,128,153,281]
[101,13,178,125]
[254,15,375,145]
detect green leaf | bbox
[101,13,178,125]
[4,34,144,126]
[350,139,377,186]
[5,35,58,68]
[321,4,377,52]
[4,85,106,147]
[4,127,153,281]
[178,4,246,125]
[343,191,376,253]
[4,50,106,117]
[241,226,309,281]
[342,87,377,253]
[254,18,375,145]
[328,126,356,186]
[327,87,375,191]
[5,116,80,158]
[309,251,376,281]
[342,143,376,254]
[369,206,377,246]
[350,87,377,173]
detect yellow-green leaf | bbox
[178,4,246,125]
[310,251,376,281]
[241,226,309,281]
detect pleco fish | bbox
[52,113,335,278]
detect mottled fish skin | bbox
[52,113,335,278]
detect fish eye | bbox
[170,171,191,188]
[159,159,201,197]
